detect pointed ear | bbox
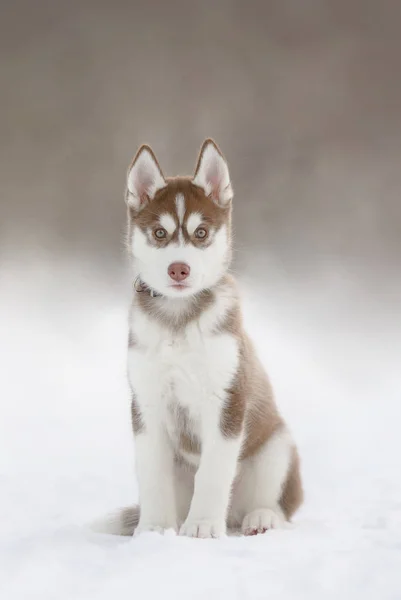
[193,139,233,206]
[126,145,166,211]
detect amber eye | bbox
[195,227,208,239]
[154,228,167,239]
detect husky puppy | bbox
[118,139,303,538]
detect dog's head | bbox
[125,139,233,298]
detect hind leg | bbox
[229,427,302,535]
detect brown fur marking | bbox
[220,386,246,438]
[169,403,201,455]
[279,446,304,519]
[217,297,282,455]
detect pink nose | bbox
[168,262,190,282]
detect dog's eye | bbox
[195,227,208,239]
[154,228,167,239]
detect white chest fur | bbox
[127,303,239,459]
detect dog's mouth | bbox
[169,283,190,291]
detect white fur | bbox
[132,224,229,298]
[134,428,177,535]
[127,148,166,210]
[186,212,203,235]
[159,213,176,235]
[175,193,186,224]
[128,285,240,537]
[193,142,233,206]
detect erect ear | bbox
[126,145,166,211]
[193,139,233,206]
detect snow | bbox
[1,260,401,600]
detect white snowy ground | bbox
[1,260,401,599]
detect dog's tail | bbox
[90,505,140,536]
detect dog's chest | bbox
[128,308,239,420]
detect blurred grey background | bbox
[1,0,401,357]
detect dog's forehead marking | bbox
[175,193,186,225]
[186,212,203,235]
[159,213,176,235]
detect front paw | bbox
[179,518,226,539]
[135,519,177,536]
